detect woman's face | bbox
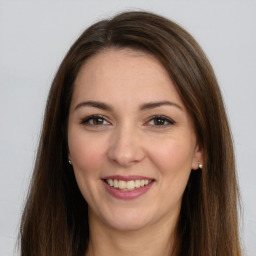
[68,48,203,232]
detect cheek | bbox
[150,138,195,173]
[150,139,194,206]
[68,131,107,203]
[68,130,106,174]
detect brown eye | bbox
[92,117,104,125]
[81,115,110,126]
[154,117,166,125]
[147,116,175,127]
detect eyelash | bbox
[146,115,175,127]
[80,115,175,127]
[80,115,111,126]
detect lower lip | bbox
[102,180,154,200]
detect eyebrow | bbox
[74,101,113,111]
[139,101,183,111]
[74,100,183,112]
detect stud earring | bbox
[68,160,72,165]
[198,162,203,169]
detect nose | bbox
[107,125,145,167]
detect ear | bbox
[67,150,72,163]
[67,152,73,165]
[191,143,204,170]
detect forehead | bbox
[71,48,184,109]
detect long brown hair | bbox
[20,11,241,255]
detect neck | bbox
[86,213,178,256]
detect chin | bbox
[101,208,154,232]
[107,218,150,232]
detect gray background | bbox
[1,1,255,255]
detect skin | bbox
[68,48,203,256]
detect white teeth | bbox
[119,180,126,190]
[113,179,118,188]
[135,180,141,188]
[105,179,152,190]
[108,179,114,186]
[127,180,135,190]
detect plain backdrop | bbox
[0,1,255,255]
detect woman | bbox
[20,11,241,255]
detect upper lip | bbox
[101,175,155,181]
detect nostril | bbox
[107,146,145,167]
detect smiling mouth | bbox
[104,179,153,191]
